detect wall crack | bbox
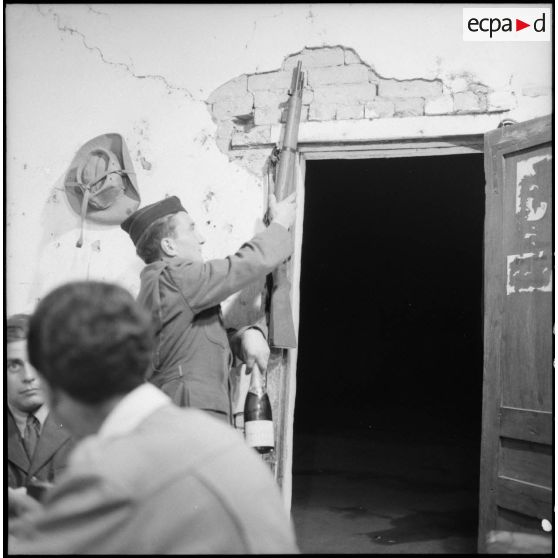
[37,5,201,101]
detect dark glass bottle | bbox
[243,364,274,454]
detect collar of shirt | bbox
[9,404,49,438]
[98,382,171,440]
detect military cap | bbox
[121,196,187,247]
[7,314,31,343]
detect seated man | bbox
[9,281,299,554]
[7,314,73,493]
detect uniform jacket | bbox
[137,222,292,415]
[7,410,73,489]
[9,398,299,554]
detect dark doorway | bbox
[292,154,485,554]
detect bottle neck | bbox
[248,365,265,395]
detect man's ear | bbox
[160,237,176,257]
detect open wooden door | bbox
[478,115,552,552]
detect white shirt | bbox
[98,382,170,440]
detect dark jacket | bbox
[7,410,73,488]
[137,222,292,416]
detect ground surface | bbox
[291,424,479,554]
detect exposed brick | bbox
[522,85,552,97]
[446,77,469,93]
[253,90,285,109]
[468,83,489,95]
[215,121,235,153]
[232,126,272,147]
[313,83,376,105]
[378,78,442,99]
[254,105,282,126]
[393,97,424,117]
[453,91,483,113]
[207,75,248,104]
[211,93,254,120]
[364,99,395,118]
[344,49,363,65]
[307,64,369,87]
[248,71,292,92]
[424,95,454,115]
[308,103,337,121]
[368,70,380,84]
[336,105,364,120]
[253,88,313,108]
[302,88,314,105]
[283,47,345,70]
[486,91,516,112]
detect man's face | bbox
[7,340,45,413]
[167,211,205,262]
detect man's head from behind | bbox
[7,314,45,414]
[28,282,154,431]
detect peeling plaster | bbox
[202,191,216,212]
[37,5,199,101]
[138,153,152,171]
[507,252,552,294]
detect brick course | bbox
[307,64,369,87]
[425,95,454,115]
[379,78,442,99]
[208,46,529,156]
[453,91,483,113]
[364,99,395,119]
[248,71,293,92]
[283,47,345,70]
[211,93,254,120]
[313,83,376,105]
[393,97,424,117]
[207,75,248,104]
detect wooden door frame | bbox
[277,135,484,511]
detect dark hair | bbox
[28,281,154,404]
[7,314,31,343]
[135,213,177,264]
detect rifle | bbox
[268,61,304,349]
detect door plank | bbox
[497,476,552,519]
[500,407,552,445]
[499,437,553,486]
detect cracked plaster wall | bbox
[6,4,551,317]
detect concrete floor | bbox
[291,424,480,554]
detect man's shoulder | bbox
[69,406,244,488]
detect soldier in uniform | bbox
[120,192,296,422]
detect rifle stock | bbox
[269,61,304,349]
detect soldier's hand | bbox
[238,328,270,372]
[269,192,297,230]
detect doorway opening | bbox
[291,153,485,554]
